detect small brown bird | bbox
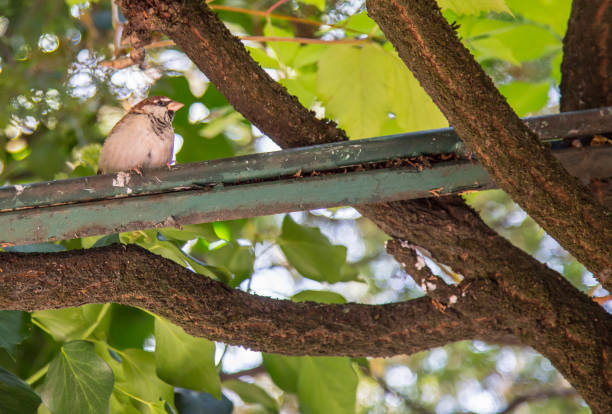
[97,96,184,174]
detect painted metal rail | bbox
[1,107,611,246]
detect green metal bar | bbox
[0,145,610,247]
[0,107,610,246]
[1,106,611,212]
[1,161,492,246]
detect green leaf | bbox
[264,23,300,66]
[40,341,113,414]
[198,241,255,288]
[297,357,357,414]
[158,223,218,242]
[317,44,388,139]
[154,317,221,398]
[107,304,154,350]
[223,380,278,413]
[262,354,300,393]
[498,81,549,116]
[247,47,281,69]
[32,304,109,343]
[506,0,572,36]
[0,367,41,414]
[124,229,227,281]
[292,44,326,69]
[337,12,380,35]
[107,348,174,408]
[0,311,30,359]
[469,36,520,65]
[278,215,352,283]
[490,24,561,62]
[291,290,347,304]
[281,74,318,109]
[384,49,449,133]
[317,44,446,139]
[438,0,512,15]
[299,0,325,10]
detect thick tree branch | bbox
[365,0,612,288]
[561,0,612,111]
[119,0,346,149]
[111,1,612,410]
[0,244,491,357]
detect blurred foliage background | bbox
[0,0,606,413]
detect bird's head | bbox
[131,96,184,121]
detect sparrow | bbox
[97,96,184,174]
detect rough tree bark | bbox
[1,0,611,411]
[365,0,611,289]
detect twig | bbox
[220,366,267,381]
[265,0,289,15]
[498,389,578,414]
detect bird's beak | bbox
[167,101,184,112]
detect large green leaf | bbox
[317,44,446,139]
[278,215,354,283]
[32,304,109,343]
[40,341,114,414]
[0,367,41,414]
[222,380,278,413]
[0,311,30,359]
[317,44,388,139]
[154,317,220,398]
[298,357,357,414]
[438,0,511,15]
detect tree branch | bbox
[560,0,612,111]
[111,0,612,410]
[498,388,579,414]
[0,244,490,357]
[365,0,612,289]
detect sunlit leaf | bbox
[438,0,512,15]
[264,23,300,66]
[299,0,325,10]
[317,44,446,139]
[506,0,571,36]
[33,304,109,343]
[498,81,550,116]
